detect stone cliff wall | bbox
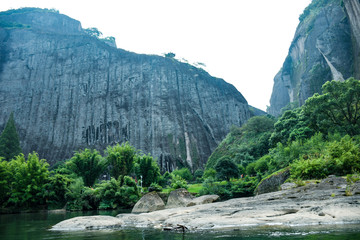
[268,0,359,116]
[0,9,253,170]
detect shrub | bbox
[6,153,49,209]
[172,167,193,181]
[170,175,188,189]
[214,157,240,181]
[67,149,106,187]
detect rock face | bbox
[131,192,165,213]
[0,8,254,170]
[268,0,360,116]
[52,176,360,231]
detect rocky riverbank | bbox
[52,176,360,232]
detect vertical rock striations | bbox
[0,9,253,170]
[268,0,359,116]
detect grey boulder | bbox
[132,191,165,213]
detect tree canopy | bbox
[304,78,360,136]
[67,148,106,187]
[105,142,137,179]
[0,112,22,161]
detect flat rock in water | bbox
[52,176,360,232]
[51,216,124,231]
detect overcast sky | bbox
[1,0,311,111]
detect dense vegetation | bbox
[0,78,359,212]
[206,78,360,193]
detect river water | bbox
[1,211,360,240]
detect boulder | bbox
[255,168,290,195]
[166,188,194,209]
[186,195,219,207]
[51,216,123,231]
[132,192,165,213]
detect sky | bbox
[0,0,311,111]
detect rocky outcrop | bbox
[52,176,360,231]
[186,194,219,207]
[131,192,165,213]
[165,188,194,209]
[255,168,290,195]
[0,8,254,170]
[268,0,359,116]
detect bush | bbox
[170,175,188,189]
[290,135,360,179]
[214,157,240,181]
[105,142,137,179]
[44,173,71,209]
[67,149,106,187]
[6,153,49,209]
[246,162,256,176]
[65,178,91,211]
[134,154,161,187]
[172,167,193,181]
[254,155,270,174]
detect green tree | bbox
[214,157,240,181]
[0,112,22,160]
[172,167,193,181]
[0,157,10,206]
[206,116,275,170]
[105,142,137,179]
[203,168,217,179]
[67,149,106,187]
[6,152,49,209]
[44,173,71,209]
[84,27,102,38]
[134,154,161,187]
[164,52,175,58]
[304,78,360,136]
[269,108,313,147]
[64,178,90,211]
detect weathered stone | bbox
[280,182,296,191]
[255,168,290,195]
[166,188,194,209]
[0,8,255,170]
[268,0,360,116]
[186,194,219,207]
[132,191,165,213]
[51,216,123,231]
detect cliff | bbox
[268,0,360,116]
[0,8,253,170]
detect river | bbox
[1,211,360,239]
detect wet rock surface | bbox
[53,176,360,231]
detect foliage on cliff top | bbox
[0,8,59,16]
[299,0,339,22]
